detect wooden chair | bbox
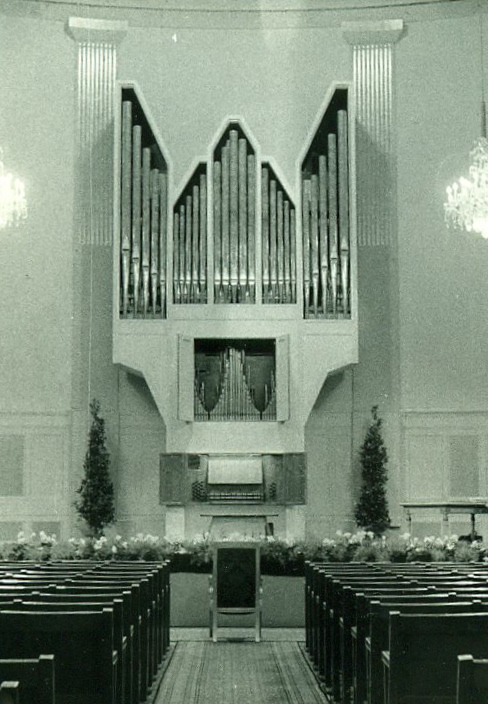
[0,656,54,704]
[209,541,262,642]
[457,654,488,704]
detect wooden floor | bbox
[154,629,325,704]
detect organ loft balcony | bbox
[112,81,358,453]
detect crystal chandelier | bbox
[0,149,27,230]
[444,130,488,239]
[444,6,488,239]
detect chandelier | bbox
[444,5,488,239]
[0,149,27,230]
[444,131,488,239]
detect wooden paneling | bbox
[281,453,306,504]
[160,453,187,504]
[449,435,480,497]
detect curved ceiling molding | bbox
[1,0,478,30]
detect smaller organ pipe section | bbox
[261,164,297,304]
[301,89,350,319]
[194,340,276,421]
[173,165,208,304]
[212,124,256,304]
[120,88,168,318]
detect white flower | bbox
[111,545,117,554]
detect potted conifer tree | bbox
[354,405,391,536]
[75,399,115,537]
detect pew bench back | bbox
[0,656,54,704]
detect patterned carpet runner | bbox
[156,641,325,704]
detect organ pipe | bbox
[302,179,311,315]
[199,173,207,303]
[221,144,230,301]
[229,130,239,303]
[131,125,142,317]
[338,109,350,315]
[277,190,284,303]
[310,175,319,315]
[192,184,199,301]
[328,133,339,316]
[150,169,160,316]
[159,172,167,316]
[141,147,151,317]
[173,212,180,304]
[284,199,290,303]
[319,154,328,316]
[238,138,248,301]
[261,166,270,303]
[247,153,256,302]
[269,179,277,303]
[213,161,222,300]
[185,195,192,303]
[290,208,296,303]
[121,101,132,317]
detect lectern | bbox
[209,541,262,642]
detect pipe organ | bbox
[116,83,356,438]
[301,90,350,319]
[212,126,256,304]
[120,88,168,318]
[194,340,276,422]
[173,165,208,304]
[261,164,297,304]
[119,88,351,320]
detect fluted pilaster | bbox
[343,20,404,246]
[68,17,127,245]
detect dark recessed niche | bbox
[194,339,276,421]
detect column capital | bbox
[341,19,404,46]
[67,16,128,44]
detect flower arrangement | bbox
[0,530,486,574]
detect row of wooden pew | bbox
[0,560,171,704]
[305,560,488,704]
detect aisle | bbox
[155,631,326,704]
